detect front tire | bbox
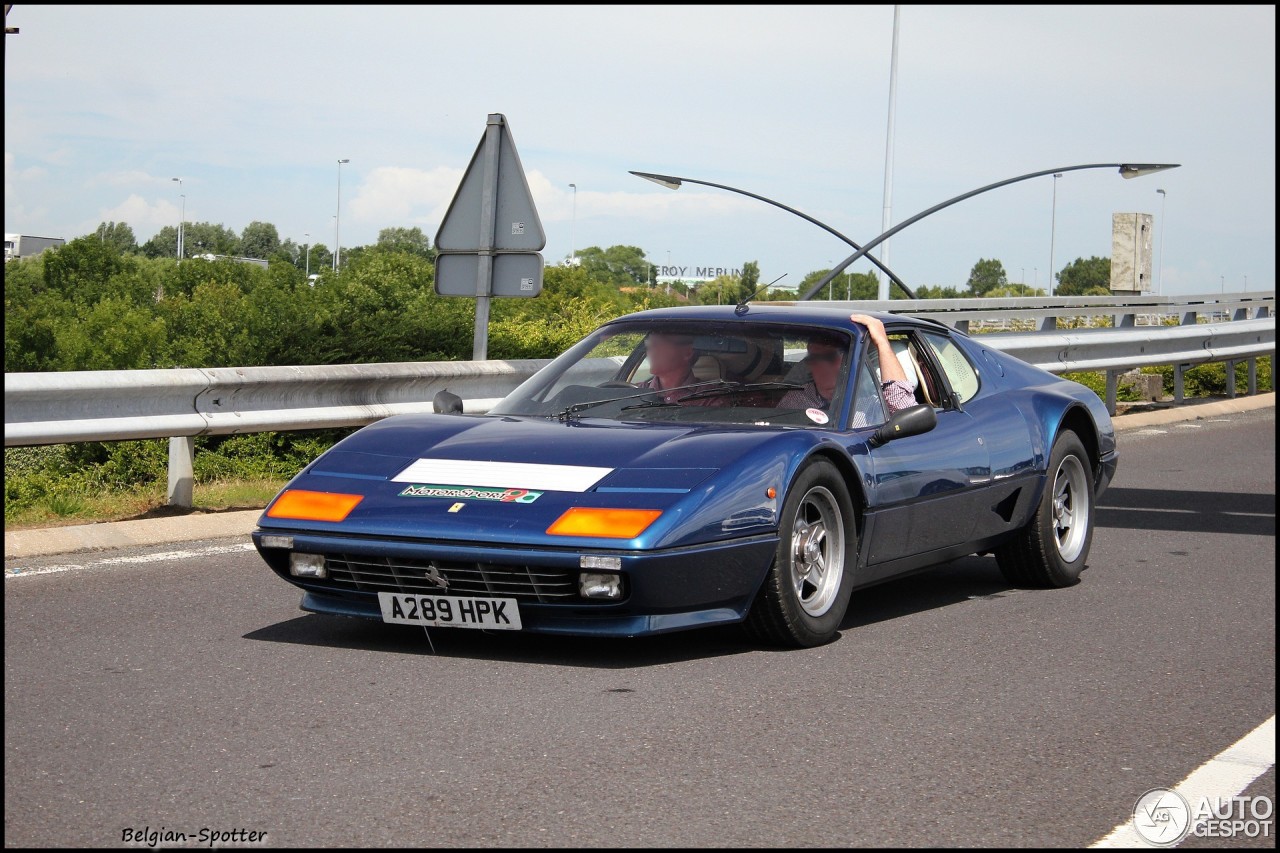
[996,431,1094,588]
[745,458,856,647]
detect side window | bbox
[921,331,981,404]
[849,347,887,428]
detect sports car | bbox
[252,304,1117,647]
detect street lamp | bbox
[798,162,1180,302]
[171,177,183,258]
[304,232,311,278]
[569,183,577,265]
[334,158,349,271]
[1156,188,1167,294]
[1049,172,1063,296]
[630,170,916,298]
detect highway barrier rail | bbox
[6,291,1273,506]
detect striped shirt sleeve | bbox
[882,380,916,415]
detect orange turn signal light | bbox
[267,489,364,522]
[546,507,662,539]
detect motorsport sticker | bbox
[806,407,829,425]
[399,484,542,503]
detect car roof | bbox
[604,303,957,336]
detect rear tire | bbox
[996,431,1094,588]
[745,458,856,647]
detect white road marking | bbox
[5,542,256,578]
[1089,715,1276,847]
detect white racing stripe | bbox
[1090,715,1276,847]
[5,542,256,578]
[392,458,612,492]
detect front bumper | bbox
[253,529,778,638]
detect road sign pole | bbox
[472,114,504,361]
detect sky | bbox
[4,4,1275,296]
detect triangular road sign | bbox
[435,114,546,252]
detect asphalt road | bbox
[4,407,1274,848]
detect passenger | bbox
[778,315,916,424]
[850,313,916,416]
[777,330,849,411]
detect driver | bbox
[637,332,726,407]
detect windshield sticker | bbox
[806,408,829,425]
[399,484,542,503]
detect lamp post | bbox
[568,183,577,265]
[171,177,183,258]
[1048,172,1062,296]
[1156,188,1167,294]
[631,170,916,298]
[798,162,1180,302]
[877,3,902,300]
[334,158,349,271]
[304,233,311,278]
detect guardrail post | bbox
[1248,358,1258,395]
[1038,315,1057,332]
[1225,360,1238,398]
[168,436,194,508]
[1174,364,1187,404]
[954,319,969,334]
[1105,370,1119,416]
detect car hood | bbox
[259,413,807,547]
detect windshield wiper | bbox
[673,381,804,402]
[555,380,734,421]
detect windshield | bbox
[488,319,854,428]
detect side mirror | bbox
[868,404,937,448]
[433,389,464,414]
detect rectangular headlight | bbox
[290,552,327,579]
[580,555,621,570]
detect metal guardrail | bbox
[5,292,1274,506]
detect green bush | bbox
[3,429,354,522]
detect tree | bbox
[966,258,1007,295]
[184,222,240,257]
[795,268,878,301]
[376,227,434,259]
[695,275,742,306]
[238,221,281,260]
[1056,256,1112,296]
[93,221,138,254]
[575,245,651,287]
[140,225,180,259]
[738,260,760,302]
[41,236,128,303]
[915,284,965,299]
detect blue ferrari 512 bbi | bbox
[253,304,1117,647]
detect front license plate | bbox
[377,592,522,630]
